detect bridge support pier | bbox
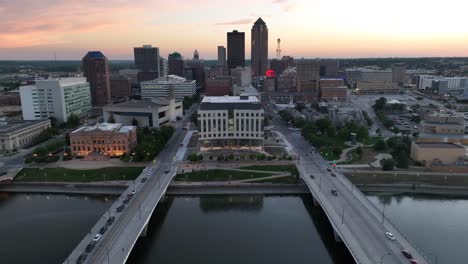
[312,197,320,208]
[140,224,149,238]
[333,229,343,243]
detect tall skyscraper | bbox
[217,46,226,67]
[227,30,245,70]
[392,63,407,85]
[82,51,111,106]
[296,60,320,101]
[251,18,268,77]
[168,52,185,77]
[133,45,160,75]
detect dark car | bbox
[123,197,130,204]
[106,216,115,226]
[330,189,338,196]
[326,168,331,172]
[331,173,336,177]
[116,204,125,212]
[76,253,87,264]
[310,174,315,179]
[85,242,95,253]
[141,177,147,183]
[402,250,412,259]
[99,225,108,235]
[165,170,170,174]
[127,193,134,199]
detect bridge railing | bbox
[336,168,432,264]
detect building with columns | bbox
[198,96,264,148]
[70,123,137,158]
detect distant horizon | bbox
[2,0,468,60]
[2,56,468,62]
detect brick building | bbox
[110,75,132,98]
[320,86,348,102]
[70,123,137,158]
[205,77,232,96]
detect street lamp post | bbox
[382,203,386,225]
[380,253,390,264]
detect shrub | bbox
[380,158,395,171]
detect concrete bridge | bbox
[272,115,432,264]
[64,129,193,264]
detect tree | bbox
[217,155,225,161]
[67,113,81,127]
[48,116,58,127]
[394,150,409,169]
[373,139,387,151]
[188,153,199,162]
[356,146,363,156]
[108,114,115,123]
[373,97,387,110]
[132,118,139,127]
[316,118,332,133]
[380,158,395,171]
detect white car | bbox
[131,189,136,194]
[385,232,395,241]
[92,234,102,242]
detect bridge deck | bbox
[65,130,192,264]
[273,118,431,264]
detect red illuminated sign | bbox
[266,69,275,78]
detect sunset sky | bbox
[1,0,468,60]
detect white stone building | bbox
[140,75,196,101]
[103,98,183,128]
[0,119,51,152]
[198,96,264,147]
[19,77,91,123]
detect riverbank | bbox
[0,182,309,195]
[360,183,468,197]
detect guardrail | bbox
[296,163,362,264]
[336,168,432,263]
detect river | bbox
[1,192,467,264]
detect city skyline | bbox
[2,0,468,60]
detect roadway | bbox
[66,106,197,264]
[271,113,430,264]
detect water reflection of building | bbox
[199,195,263,212]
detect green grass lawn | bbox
[175,169,272,182]
[239,165,299,177]
[15,167,145,182]
[250,176,299,184]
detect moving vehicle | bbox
[99,225,108,235]
[401,250,412,259]
[165,170,170,174]
[76,253,87,264]
[92,234,102,242]
[385,232,395,241]
[106,216,115,226]
[310,174,315,179]
[330,189,338,196]
[331,173,336,177]
[116,204,125,212]
[85,242,95,253]
[326,168,331,172]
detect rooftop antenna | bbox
[276,38,281,60]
